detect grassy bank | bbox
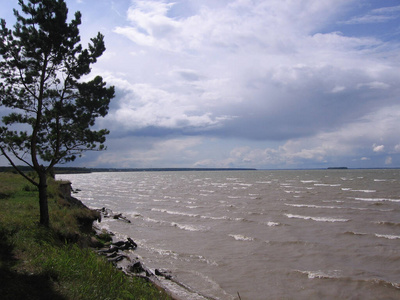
[0,172,171,300]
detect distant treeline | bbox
[0,166,92,174]
[56,167,257,174]
[0,166,256,174]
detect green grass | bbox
[0,172,171,300]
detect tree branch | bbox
[0,146,37,186]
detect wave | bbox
[375,234,400,240]
[297,269,342,279]
[284,190,303,194]
[296,270,400,290]
[285,203,337,209]
[314,183,341,187]
[143,216,208,232]
[228,234,254,241]
[285,203,370,211]
[354,197,400,203]
[153,199,169,202]
[343,231,367,236]
[265,221,281,227]
[172,223,208,232]
[340,177,354,181]
[145,246,218,267]
[200,215,244,222]
[268,240,311,246]
[151,208,199,218]
[128,211,143,218]
[342,188,376,193]
[375,221,400,227]
[284,214,349,222]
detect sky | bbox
[1,0,400,169]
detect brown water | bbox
[58,169,400,299]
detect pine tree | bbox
[0,0,115,226]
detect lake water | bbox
[57,169,400,299]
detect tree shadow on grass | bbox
[0,228,67,300]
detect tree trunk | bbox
[38,170,49,227]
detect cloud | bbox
[2,0,396,169]
[82,0,400,168]
[85,136,204,168]
[197,105,400,168]
[341,5,400,24]
[373,144,385,153]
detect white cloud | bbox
[373,144,385,153]
[385,156,392,165]
[342,5,400,24]
[58,0,400,168]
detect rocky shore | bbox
[61,181,210,300]
[93,207,214,300]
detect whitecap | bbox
[354,197,400,202]
[151,208,199,218]
[153,199,168,202]
[228,234,254,241]
[298,270,341,279]
[171,222,208,232]
[344,231,367,236]
[375,234,400,240]
[285,204,336,209]
[200,215,228,220]
[265,221,280,227]
[284,214,349,222]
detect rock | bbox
[98,207,131,223]
[108,254,128,263]
[128,260,145,273]
[98,245,120,254]
[128,260,153,277]
[111,238,137,250]
[112,240,126,247]
[106,251,119,258]
[155,269,173,280]
[126,237,137,249]
[113,213,131,223]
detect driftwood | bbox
[98,207,131,223]
[97,236,137,266]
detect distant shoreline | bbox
[54,167,257,174]
[1,166,399,174]
[0,166,256,174]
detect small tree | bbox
[0,0,115,227]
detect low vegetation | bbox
[0,172,171,300]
